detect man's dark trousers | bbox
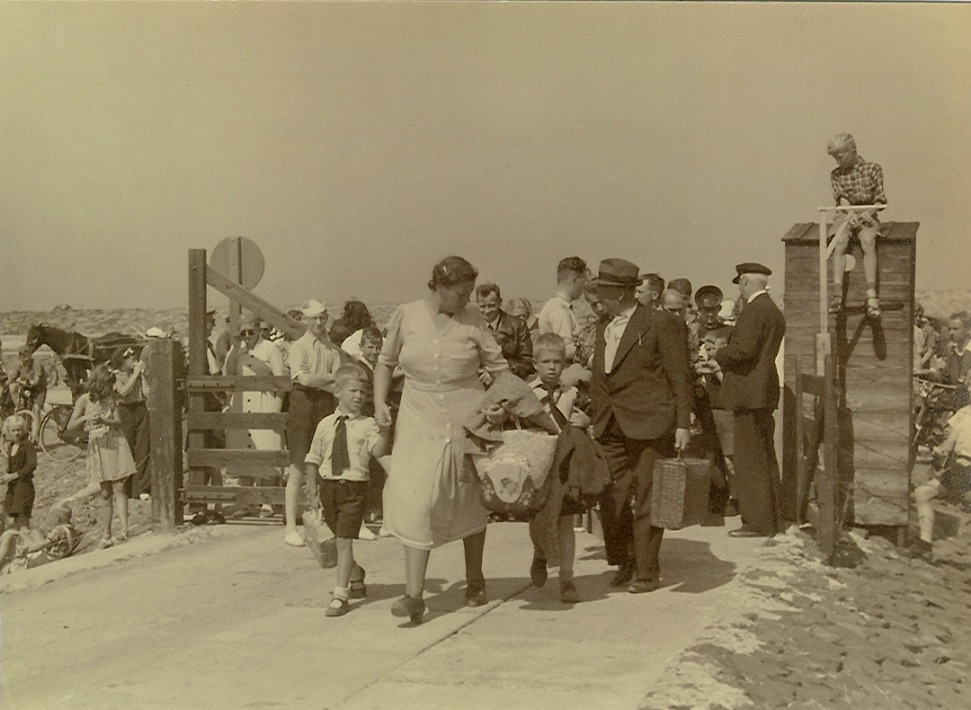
[598,416,674,582]
[733,408,781,534]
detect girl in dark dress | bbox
[2,414,37,530]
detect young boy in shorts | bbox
[907,392,971,562]
[527,333,592,603]
[304,364,390,617]
[826,133,887,318]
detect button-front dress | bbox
[379,299,509,550]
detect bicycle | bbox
[0,377,37,443]
[912,377,958,458]
[38,402,87,463]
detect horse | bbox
[25,323,146,397]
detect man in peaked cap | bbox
[712,263,786,537]
[589,258,692,593]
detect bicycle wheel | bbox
[40,407,84,463]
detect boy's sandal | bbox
[828,296,844,314]
[865,297,881,319]
[349,567,367,599]
[325,598,350,618]
[97,538,114,550]
[112,532,129,543]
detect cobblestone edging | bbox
[640,529,971,709]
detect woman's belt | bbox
[404,375,481,394]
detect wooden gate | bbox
[790,354,839,563]
[182,248,304,519]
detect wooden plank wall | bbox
[782,222,917,527]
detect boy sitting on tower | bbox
[826,133,887,319]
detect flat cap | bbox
[732,262,772,284]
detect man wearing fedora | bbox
[711,263,786,537]
[283,299,346,547]
[590,258,692,593]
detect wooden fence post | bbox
[147,338,184,531]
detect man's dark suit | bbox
[714,292,786,534]
[488,310,535,379]
[591,304,692,583]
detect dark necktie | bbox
[332,415,350,477]
[545,388,569,430]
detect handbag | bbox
[470,420,558,520]
[649,452,712,530]
[302,507,337,568]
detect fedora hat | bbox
[301,299,328,318]
[732,262,772,285]
[590,258,641,287]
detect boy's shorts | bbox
[941,460,971,496]
[318,478,368,539]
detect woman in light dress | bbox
[374,256,508,624]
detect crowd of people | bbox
[5,130,969,608]
[165,250,784,622]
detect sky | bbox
[1,2,969,311]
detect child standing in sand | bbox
[67,365,136,549]
[1,414,37,530]
[305,364,390,617]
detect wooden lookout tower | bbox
[782,217,917,545]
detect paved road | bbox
[1,520,767,710]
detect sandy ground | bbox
[2,515,968,710]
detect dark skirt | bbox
[4,479,35,517]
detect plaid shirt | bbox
[830,156,886,227]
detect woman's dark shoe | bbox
[465,580,488,607]
[610,561,634,587]
[349,567,367,599]
[207,511,226,525]
[391,595,425,624]
[530,557,548,588]
[559,580,580,603]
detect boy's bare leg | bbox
[335,538,354,591]
[284,464,304,541]
[915,479,941,543]
[859,227,879,303]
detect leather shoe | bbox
[609,561,634,587]
[728,528,774,538]
[628,579,659,594]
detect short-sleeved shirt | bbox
[288,331,343,392]
[830,156,886,228]
[537,294,578,361]
[305,409,382,482]
[946,407,971,461]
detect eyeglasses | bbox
[240,329,257,336]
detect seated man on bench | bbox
[826,132,887,318]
